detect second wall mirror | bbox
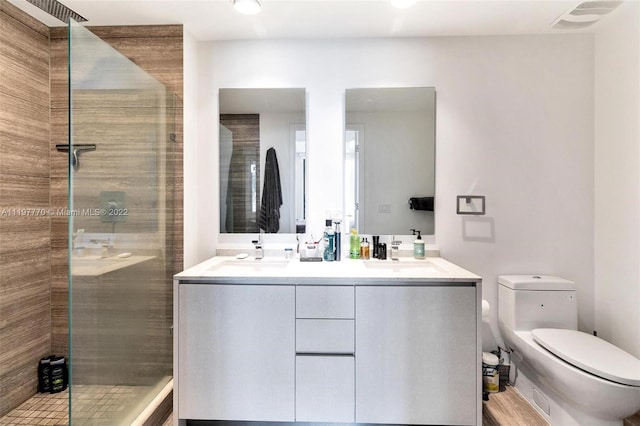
[345,87,436,236]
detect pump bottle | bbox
[412,229,425,259]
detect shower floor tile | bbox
[0,385,151,426]
[0,390,67,426]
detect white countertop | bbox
[175,256,481,285]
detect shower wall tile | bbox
[0,1,48,107]
[48,37,69,111]
[0,93,49,181]
[49,110,69,179]
[0,93,49,158]
[50,226,69,357]
[0,0,51,417]
[0,174,50,208]
[49,175,69,208]
[0,216,50,254]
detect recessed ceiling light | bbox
[391,0,417,9]
[234,0,262,15]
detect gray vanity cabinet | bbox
[177,284,295,421]
[174,259,482,426]
[355,285,478,425]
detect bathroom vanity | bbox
[173,256,482,426]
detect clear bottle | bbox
[360,238,370,260]
[323,219,335,262]
[350,228,360,259]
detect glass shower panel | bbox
[68,20,175,425]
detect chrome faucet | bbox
[390,236,402,260]
[252,235,264,259]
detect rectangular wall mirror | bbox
[345,87,436,236]
[219,88,307,234]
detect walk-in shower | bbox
[67,20,176,425]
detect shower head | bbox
[25,0,87,24]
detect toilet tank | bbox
[498,275,578,333]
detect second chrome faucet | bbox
[252,235,264,259]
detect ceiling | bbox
[8,0,624,41]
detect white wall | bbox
[184,27,219,267]
[190,35,595,334]
[594,1,640,358]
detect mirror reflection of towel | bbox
[408,197,434,211]
[258,147,282,233]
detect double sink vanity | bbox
[173,255,482,426]
[177,81,472,425]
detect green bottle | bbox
[350,228,360,259]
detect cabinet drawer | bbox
[296,286,354,318]
[296,319,354,354]
[296,355,355,422]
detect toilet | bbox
[498,275,640,426]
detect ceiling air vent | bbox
[552,0,623,29]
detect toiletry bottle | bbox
[323,219,335,262]
[362,238,370,259]
[372,235,379,258]
[379,243,387,260]
[350,228,360,259]
[334,220,342,261]
[412,229,425,259]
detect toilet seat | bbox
[532,328,640,387]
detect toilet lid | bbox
[532,328,640,387]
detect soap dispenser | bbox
[412,229,425,259]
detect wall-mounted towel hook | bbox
[55,144,96,170]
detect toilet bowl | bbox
[498,275,640,426]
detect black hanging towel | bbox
[258,147,282,233]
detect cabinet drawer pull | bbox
[296,352,354,357]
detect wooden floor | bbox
[483,386,640,426]
[483,386,548,426]
[625,412,640,426]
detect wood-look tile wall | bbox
[48,25,184,365]
[0,0,51,417]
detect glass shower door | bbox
[68,20,175,425]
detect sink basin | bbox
[209,259,291,273]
